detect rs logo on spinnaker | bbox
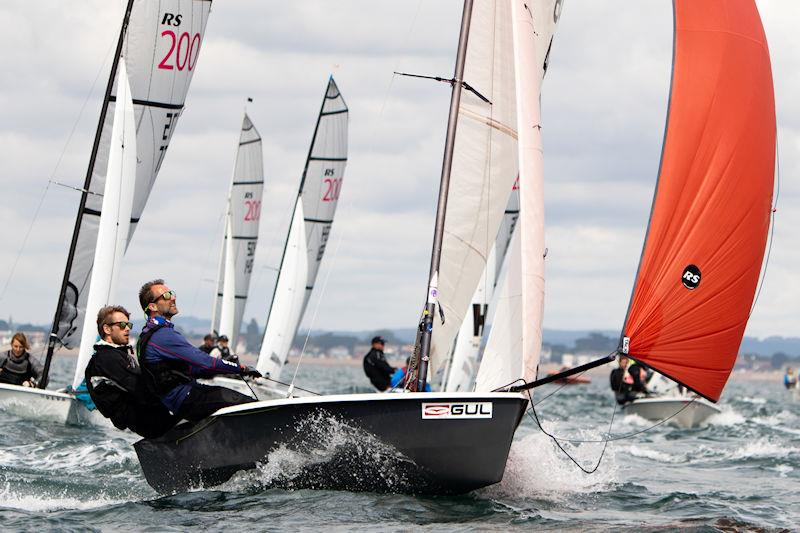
[422,402,493,419]
[681,264,701,290]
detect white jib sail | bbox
[444,246,496,392]
[257,203,309,377]
[54,0,213,350]
[72,63,136,390]
[476,228,523,391]
[429,0,520,373]
[257,77,349,379]
[476,0,555,391]
[211,114,264,350]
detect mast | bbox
[39,0,135,389]
[412,0,474,392]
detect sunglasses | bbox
[107,321,133,330]
[150,290,176,304]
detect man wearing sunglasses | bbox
[84,305,178,437]
[137,279,261,422]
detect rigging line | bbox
[261,376,320,396]
[187,208,226,318]
[526,388,615,474]
[0,180,51,302]
[0,37,116,304]
[749,138,781,317]
[529,396,697,444]
[287,0,424,386]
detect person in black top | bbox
[216,335,238,363]
[0,332,43,387]
[363,336,395,391]
[609,355,649,405]
[198,334,216,354]
[84,305,178,438]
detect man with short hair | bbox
[363,336,395,391]
[199,334,216,354]
[137,279,260,422]
[85,305,178,437]
[216,335,238,364]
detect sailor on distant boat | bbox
[0,332,42,387]
[216,335,238,364]
[784,367,797,389]
[363,336,395,391]
[137,279,261,422]
[85,305,177,438]
[198,333,216,354]
[609,355,649,405]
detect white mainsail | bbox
[428,0,520,374]
[476,0,556,391]
[257,77,349,378]
[211,114,264,350]
[50,0,213,354]
[72,63,137,390]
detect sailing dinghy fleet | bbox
[0,0,212,426]
[1,0,778,496]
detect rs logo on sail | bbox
[422,402,493,419]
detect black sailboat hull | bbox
[134,392,528,495]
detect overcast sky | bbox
[0,1,797,339]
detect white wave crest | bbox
[624,445,682,463]
[0,483,122,512]
[479,431,618,501]
[706,408,745,426]
[729,438,800,460]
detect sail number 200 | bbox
[321,169,341,202]
[158,31,202,71]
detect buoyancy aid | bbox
[136,325,192,397]
[622,362,647,385]
[0,351,34,385]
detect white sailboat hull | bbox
[621,396,721,429]
[0,383,110,427]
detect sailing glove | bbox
[242,366,262,379]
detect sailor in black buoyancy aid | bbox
[137,279,260,422]
[363,336,395,391]
[0,332,43,387]
[609,355,650,405]
[84,305,178,438]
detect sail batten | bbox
[621,0,776,402]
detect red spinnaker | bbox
[622,0,776,402]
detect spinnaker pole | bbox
[39,0,135,389]
[411,0,474,392]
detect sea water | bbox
[0,358,797,532]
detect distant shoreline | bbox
[31,350,786,384]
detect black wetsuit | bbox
[363,347,394,391]
[609,363,649,405]
[85,342,178,438]
[0,350,42,386]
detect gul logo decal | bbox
[681,264,701,290]
[421,402,493,419]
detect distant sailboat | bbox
[0,0,213,425]
[210,113,265,351]
[256,77,349,381]
[134,0,556,495]
[514,0,776,429]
